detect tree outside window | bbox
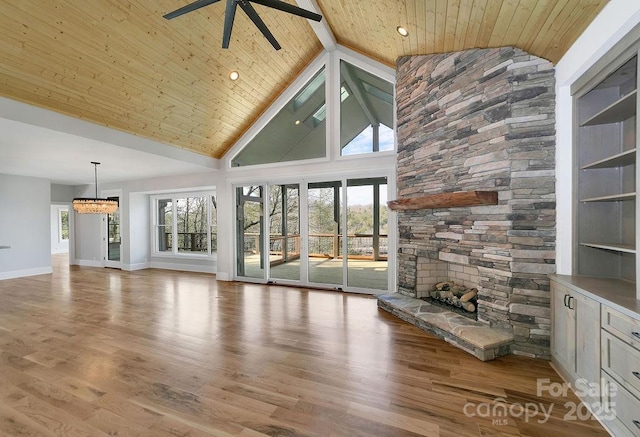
[154,193,216,256]
[59,208,69,242]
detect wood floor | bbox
[0,257,609,437]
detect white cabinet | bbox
[601,306,640,436]
[551,280,600,405]
[552,281,575,373]
[575,293,602,398]
[551,276,640,436]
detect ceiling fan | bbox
[163,0,323,50]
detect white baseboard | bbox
[0,266,53,280]
[76,259,103,268]
[149,261,216,274]
[69,260,216,275]
[123,262,149,271]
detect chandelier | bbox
[72,162,118,214]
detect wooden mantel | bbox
[388,191,498,210]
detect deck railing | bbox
[159,231,387,261]
[160,232,217,253]
[244,233,388,263]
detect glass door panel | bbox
[236,186,265,280]
[269,184,301,281]
[346,178,388,290]
[308,181,343,286]
[106,196,121,265]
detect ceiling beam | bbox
[340,62,379,127]
[295,0,336,51]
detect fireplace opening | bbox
[421,280,478,320]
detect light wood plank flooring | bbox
[0,257,608,436]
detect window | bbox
[231,68,327,167]
[340,60,395,155]
[229,54,395,167]
[59,208,69,242]
[157,199,173,252]
[153,192,217,256]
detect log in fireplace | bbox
[424,280,478,319]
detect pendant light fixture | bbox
[72,162,118,214]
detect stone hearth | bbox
[382,47,556,359]
[378,293,512,361]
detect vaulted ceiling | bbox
[0,0,607,160]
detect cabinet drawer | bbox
[602,372,640,437]
[602,330,640,399]
[601,305,640,351]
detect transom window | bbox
[153,192,217,256]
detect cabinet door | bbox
[552,282,576,375]
[575,292,601,403]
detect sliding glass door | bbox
[308,181,343,287]
[235,177,390,293]
[268,184,301,282]
[346,178,388,290]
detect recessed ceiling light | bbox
[229,71,239,81]
[397,26,409,37]
[294,120,301,125]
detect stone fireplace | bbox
[379,47,556,360]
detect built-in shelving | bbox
[574,53,638,292]
[580,192,636,202]
[580,243,636,254]
[581,90,637,126]
[580,149,636,170]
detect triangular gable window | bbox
[231,68,327,167]
[230,54,395,167]
[340,60,394,156]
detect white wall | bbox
[50,205,69,254]
[72,184,103,266]
[555,0,640,274]
[51,184,74,203]
[0,174,52,279]
[128,192,149,269]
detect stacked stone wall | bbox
[395,47,556,358]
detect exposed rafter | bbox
[296,0,337,51]
[340,62,379,127]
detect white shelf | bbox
[580,243,636,254]
[581,149,636,170]
[581,90,637,126]
[580,192,636,202]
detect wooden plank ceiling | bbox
[0,0,607,159]
[318,0,608,67]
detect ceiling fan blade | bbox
[222,0,238,48]
[238,1,282,50]
[250,0,322,22]
[163,0,221,20]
